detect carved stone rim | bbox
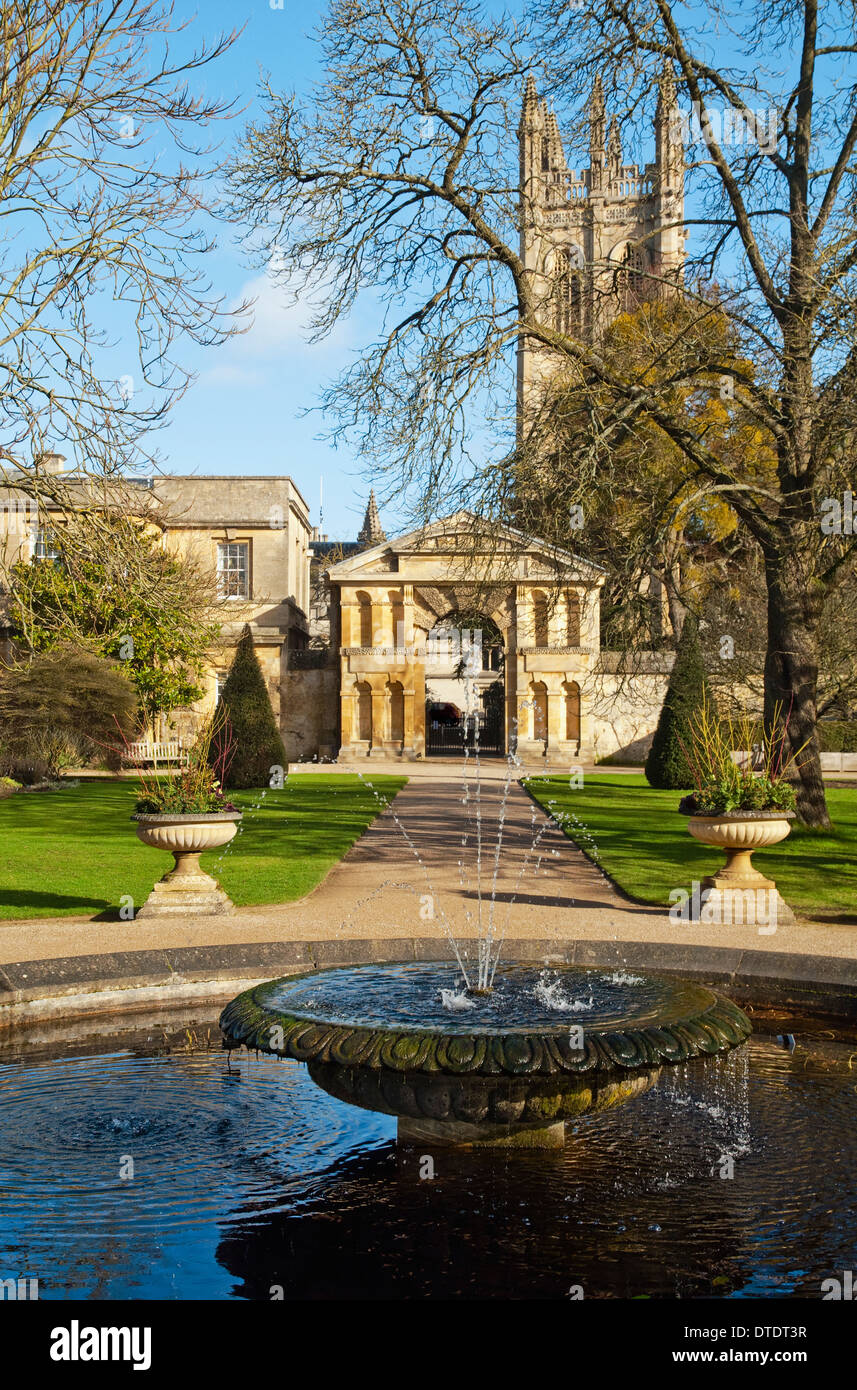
[219,966,752,1078]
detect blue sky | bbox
[153,0,382,540]
[145,0,843,540]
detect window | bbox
[217,542,249,599]
[566,591,581,646]
[33,527,60,563]
[554,248,583,337]
[618,244,646,312]
[356,591,373,647]
[214,670,229,701]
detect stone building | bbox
[324,511,604,761]
[0,462,670,763]
[0,461,313,745]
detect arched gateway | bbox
[326,511,605,762]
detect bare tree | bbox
[0,0,244,506]
[228,0,857,826]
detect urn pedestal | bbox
[133,813,242,917]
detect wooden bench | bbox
[126,741,189,765]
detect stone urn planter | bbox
[686,811,795,927]
[133,812,242,918]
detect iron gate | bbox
[426,703,504,756]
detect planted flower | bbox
[676,697,802,817]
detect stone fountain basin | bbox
[219,963,751,1142]
[306,1055,662,1133]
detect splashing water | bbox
[533,970,594,1013]
[439,988,477,1012]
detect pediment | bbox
[326,510,605,585]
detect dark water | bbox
[0,1022,855,1299]
[259,961,715,1032]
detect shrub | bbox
[0,645,137,782]
[817,721,857,753]
[676,697,802,815]
[645,613,710,789]
[214,626,286,789]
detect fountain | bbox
[219,961,750,1147]
[220,694,752,1146]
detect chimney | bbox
[35,452,66,474]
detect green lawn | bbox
[525,773,857,922]
[0,774,407,920]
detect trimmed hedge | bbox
[644,613,710,789]
[817,721,857,753]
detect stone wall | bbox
[587,660,674,762]
[281,655,340,762]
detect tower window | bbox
[618,244,646,312]
[554,248,583,336]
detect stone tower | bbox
[517,68,686,410]
[357,489,386,547]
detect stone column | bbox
[582,585,599,650]
[413,645,427,758]
[401,584,414,653]
[369,680,387,758]
[339,677,357,758]
[546,685,564,758]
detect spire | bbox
[656,58,676,118]
[588,74,606,189]
[546,109,565,170]
[518,73,541,135]
[357,489,386,547]
[607,116,622,178]
[655,60,683,184]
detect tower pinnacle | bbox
[357,489,386,546]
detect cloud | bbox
[227,271,350,359]
[200,362,265,386]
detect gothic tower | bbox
[516,68,686,415]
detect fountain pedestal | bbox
[397,1116,566,1148]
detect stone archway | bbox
[424,610,506,756]
[327,511,604,762]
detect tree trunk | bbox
[763,557,830,828]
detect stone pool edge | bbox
[0,937,855,1029]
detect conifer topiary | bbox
[645,612,710,789]
[216,626,286,789]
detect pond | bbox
[1,1013,854,1299]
